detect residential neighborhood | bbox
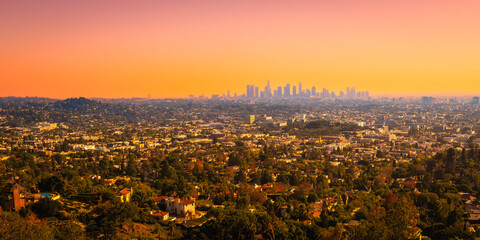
[1,96,480,239]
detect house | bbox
[311,211,321,218]
[152,211,170,221]
[117,187,133,203]
[156,196,196,217]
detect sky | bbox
[1,0,480,98]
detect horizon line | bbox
[1,94,479,100]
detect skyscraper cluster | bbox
[244,82,370,100]
[246,85,258,98]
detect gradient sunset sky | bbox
[1,0,480,98]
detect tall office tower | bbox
[292,86,297,96]
[339,91,345,98]
[322,88,329,98]
[351,87,356,98]
[284,84,291,97]
[306,89,311,96]
[331,91,336,98]
[365,91,369,98]
[254,87,259,98]
[346,87,350,97]
[473,97,479,104]
[276,86,282,97]
[312,86,317,96]
[227,90,231,98]
[247,85,256,98]
[265,81,272,97]
[298,82,303,95]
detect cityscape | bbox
[1,94,480,239]
[2,1,480,240]
[201,82,370,100]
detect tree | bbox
[38,175,66,195]
[52,154,66,167]
[228,153,244,166]
[385,197,419,240]
[54,220,85,240]
[0,212,54,240]
[86,202,139,240]
[236,192,250,209]
[132,184,155,208]
[198,209,260,240]
[126,159,137,177]
[347,205,392,240]
[31,198,63,219]
[159,160,174,179]
[384,192,397,206]
[234,169,247,183]
[445,148,456,175]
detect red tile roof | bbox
[177,198,195,205]
[152,211,169,217]
[154,196,169,202]
[119,188,131,195]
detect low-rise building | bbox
[117,187,133,203]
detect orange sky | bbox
[1,0,480,98]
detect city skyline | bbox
[242,82,369,100]
[2,1,480,98]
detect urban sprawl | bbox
[1,92,480,239]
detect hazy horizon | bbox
[1,91,479,100]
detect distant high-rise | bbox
[260,91,266,98]
[345,87,357,98]
[473,97,479,104]
[246,85,255,98]
[254,87,259,98]
[312,86,317,96]
[292,86,297,96]
[284,84,291,97]
[276,86,282,97]
[298,82,302,95]
[265,81,272,97]
[322,88,329,98]
[422,96,435,104]
[306,89,311,96]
